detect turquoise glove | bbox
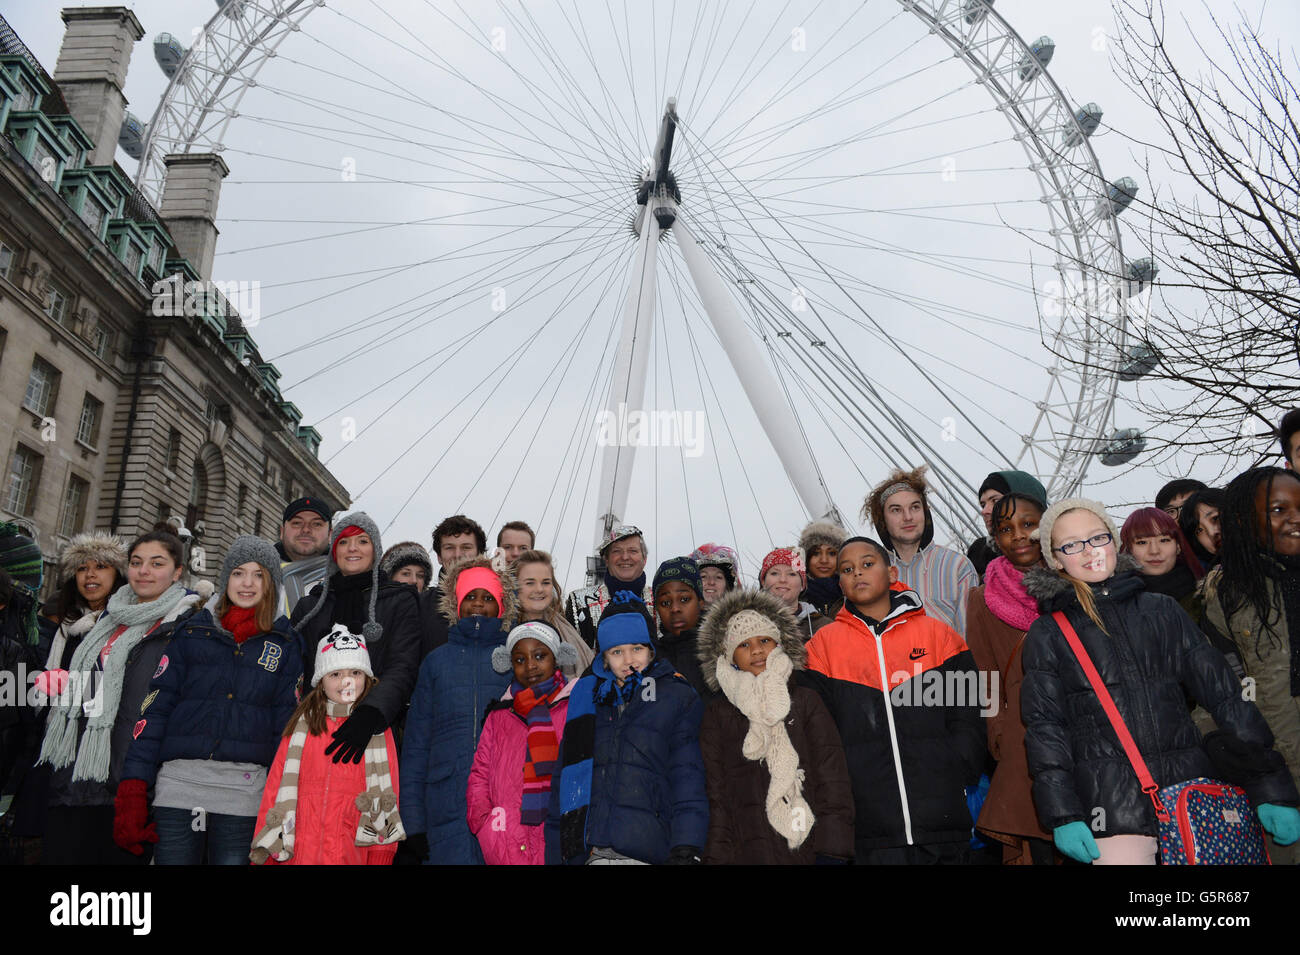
[1257,804,1300,846]
[1053,821,1100,864]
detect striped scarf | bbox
[250,699,403,864]
[512,672,566,826]
[555,674,597,863]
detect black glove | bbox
[664,845,701,865]
[324,704,386,764]
[393,832,429,866]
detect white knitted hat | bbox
[312,624,374,687]
[491,620,578,673]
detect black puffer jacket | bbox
[291,576,422,727]
[1020,558,1298,838]
[656,626,715,702]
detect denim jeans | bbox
[152,806,256,865]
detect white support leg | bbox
[593,206,662,549]
[673,214,840,525]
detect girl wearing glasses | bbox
[1017,499,1299,865]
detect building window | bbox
[253,508,262,537]
[164,428,181,471]
[0,237,18,281]
[123,243,141,275]
[45,281,72,326]
[5,445,42,516]
[147,242,164,273]
[11,84,34,112]
[186,459,207,530]
[76,394,103,448]
[78,196,105,236]
[23,356,59,417]
[90,322,113,359]
[29,137,57,183]
[59,475,89,537]
[236,482,248,518]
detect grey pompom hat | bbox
[218,535,284,599]
[491,620,578,674]
[293,512,385,642]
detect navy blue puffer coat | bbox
[401,613,510,864]
[121,608,303,786]
[547,653,708,864]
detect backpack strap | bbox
[1051,610,1169,824]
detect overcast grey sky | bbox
[4,0,1294,587]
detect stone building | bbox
[0,8,348,595]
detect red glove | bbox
[112,779,157,855]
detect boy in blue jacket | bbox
[546,591,707,864]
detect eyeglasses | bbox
[1053,532,1114,556]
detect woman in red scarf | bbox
[114,536,303,864]
[964,492,1057,864]
[467,621,577,864]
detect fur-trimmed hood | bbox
[1022,553,1143,610]
[438,555,518,628]
[696,588,806,693]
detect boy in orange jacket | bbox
[801,537,984,864]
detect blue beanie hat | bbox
[596,590,656,655]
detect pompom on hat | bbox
[491,620,578,673]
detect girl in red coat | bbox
[466,621,577,865]
[250,627,405,865]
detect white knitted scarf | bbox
[714,648,815,849]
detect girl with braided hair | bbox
[1202,467,1300,864]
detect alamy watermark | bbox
[151,275,261,327]
[595,403,706,459]
[890,665,1000,717]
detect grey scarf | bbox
[38,582,192,782]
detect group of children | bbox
[21,466,1300,865]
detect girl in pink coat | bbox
[467,621,578,865]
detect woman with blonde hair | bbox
[514,549,594,677]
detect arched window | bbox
[186,458,208,531]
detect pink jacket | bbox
[466,681,573,865]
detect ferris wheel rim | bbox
[134,0,1127,523]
